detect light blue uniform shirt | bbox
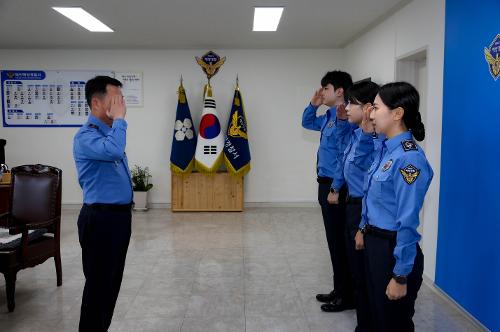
[333,125,382,197]
[302,104,354,187]
[360,131,433,276]
[73,114,133,205]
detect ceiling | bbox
[0,0,411,49]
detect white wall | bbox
[343,0,445,281]
[0,49,343,205]
[0,0,446,282]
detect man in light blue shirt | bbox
[73,76,133,332]
[74,113,132,205]
[301,70,355,312]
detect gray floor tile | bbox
[181,316,245,332]
[246,315,311,332]
[185,291,244,318]
[0,207,483,332]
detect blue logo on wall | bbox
[1,71,46,81]
[484,34,500,81]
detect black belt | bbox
[346,196,362,204]
[364,225,396,240]
[84,203,133,211]
[317,176,333,185]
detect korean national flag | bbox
[194,85,224,174]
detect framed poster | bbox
[1,70,113,127]
[115,72,143,107]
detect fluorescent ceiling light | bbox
[52,7,113,32]
[253,7,284,31]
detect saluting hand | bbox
[360,106,375,133]
[336,103,348,120]
[327,192,339,205]
[310,88,323,107]
[386,278,407,300]
[108,95,127,120]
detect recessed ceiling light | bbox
[253,7,284,32]
[52,7,113,32]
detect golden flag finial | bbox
[178,76,186,104]
[203,83,213,98]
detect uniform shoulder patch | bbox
[399,164,420,185]
[401,140,417,152]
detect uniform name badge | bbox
[382,159,393,172]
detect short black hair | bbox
[347,81,380,105]
[321,70,353,93]
[378,82,425,141]
[85,76,122,109]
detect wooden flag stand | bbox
[171,172,244,212]
[171,53,246,212]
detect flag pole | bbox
[236,74,240,91]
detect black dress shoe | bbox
[316,290,338,303]
[354,326,371,332]
[320,298,356,312]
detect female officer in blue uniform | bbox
[330,80,381,331]
[358,82,433,332]
[333,82,381,332]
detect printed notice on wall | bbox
[1,70,113,127]
[115,72,143,107]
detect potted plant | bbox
[131,165,153,211]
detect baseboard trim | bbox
[244,201,318,208]
[422,276,490,331]
[62,202,319,210]
[61,203,83,210]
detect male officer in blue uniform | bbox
[302,70,355,312]
[73,76,133,332]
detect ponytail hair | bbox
[378,82,425,141]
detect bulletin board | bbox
[1,70,113,127]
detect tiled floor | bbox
[0,207,483,331]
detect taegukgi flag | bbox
[195,84,224,173]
